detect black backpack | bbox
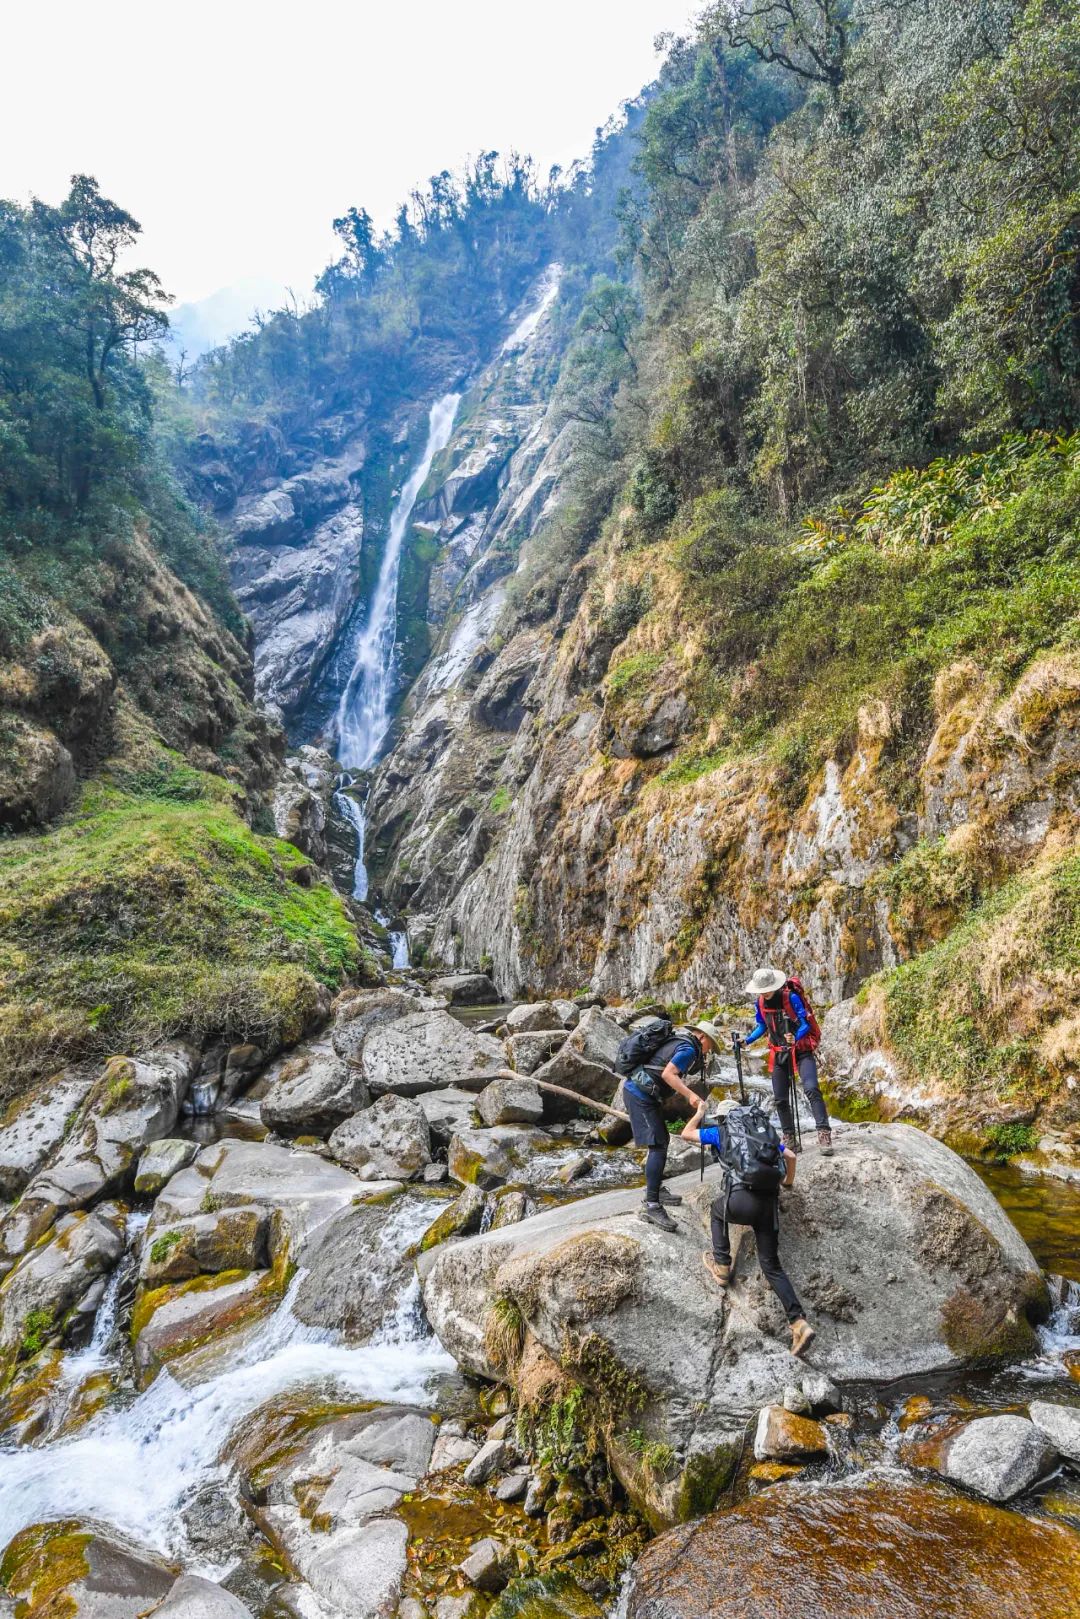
[615,1016,674,1077]
[707,1104,784,1194]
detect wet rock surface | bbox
[626,1474,1080,1617]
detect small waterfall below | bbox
[332,778,369,902]
[0,1253,453,1559]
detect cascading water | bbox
[0,1203,453,1559]
[334,392,461,773]
[330,391,460,927]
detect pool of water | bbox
[971,1160,1080,1281]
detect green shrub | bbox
[985,1122,1039,1160]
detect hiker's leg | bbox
[747,1195,804,1324]
[771,1055,795,1137]
[798,1052,829,1130]
[645,1143,667,1204]
[624,1084,668,1204]
[710,1192,732,1265]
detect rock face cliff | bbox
[360,300,1079,1026]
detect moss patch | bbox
[0,1520,92,1617]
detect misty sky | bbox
[5,0,701,308]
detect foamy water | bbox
[0,1228,453,1557]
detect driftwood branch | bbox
[470,1067,630,1123]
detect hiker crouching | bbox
[681,1098,815,1358]
[741,965,832,1155]
[618,1018,722,1232]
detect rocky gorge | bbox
[2,974,1080,1618]
[4,1,1080,1612]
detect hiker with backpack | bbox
[681,1097,815,1358]
[616,1016,723,1232]
[739,966,832,1155]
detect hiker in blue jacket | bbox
[681,1098,815,1357]
[623,1020,722,1233]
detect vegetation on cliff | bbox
[0,179,358,1095]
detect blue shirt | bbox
[625,1037,699,1102]
[666,1039,699,1075]
[744,989,810,1047]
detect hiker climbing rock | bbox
[740,966,832,1154]
[616,1016,722,1232]
[681,1098,815,1358]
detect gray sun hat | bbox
[690,1020,724,1049]
[742,966,788,998]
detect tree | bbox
[716,0,857,94]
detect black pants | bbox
[711,1185,804,1324]
[623,1078,668,1204]
[771,1049,829,1135]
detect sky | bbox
[3,0,701,311]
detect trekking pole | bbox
[732,1033,748,1105]
[786,1037,802,1153]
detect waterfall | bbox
[334,391,461,771]
[332,781,369,902]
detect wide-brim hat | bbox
[742,966,787,998]
[690,1020,724,1049]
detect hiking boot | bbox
[658,1187,683,1206]
[782,1133,800,1155]
[702,1252,731,1289]
[638,1202,678,1233]
[791,1319,816,1358]
[817,1127,833,1155]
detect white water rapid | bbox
[0,1210,453,1560]
[334,392,461,772]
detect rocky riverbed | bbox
[1,982,1079,1618]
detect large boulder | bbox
[139,1206,270,1285]
[447,1127,547,1191]
[625,1474,1080,1617]
[148,1139,370,1260]
[477,1077,544,1127]
[418,1087,478,1149]
[0,1521,177,1617]
[260,1042,367,1137]
[420,1125,1046,1526]
[941,1414,1055,1501]
[0,1203,125,1370]
[564,1007,624,1071]
[504,1031,567,1075]
[328,1095,431,1181]
[133,1269,280,1386]
[0,1044,197,1275]
[505,1003,564,1035]
[1030,1400,1080,1465]
[331,988,421,1066]
[234,1404,434,1619]
[0,1070,94,1200]
[430,973,499,1006]
[362,1011,504,1098]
